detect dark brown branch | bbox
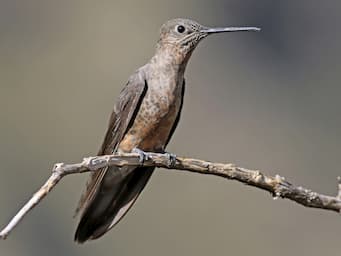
[1,152,340,240]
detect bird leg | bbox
[132,148,149,165]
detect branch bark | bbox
[1,152,341,240]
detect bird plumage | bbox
[74,18,259,243]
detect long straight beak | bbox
[200,27,260,34]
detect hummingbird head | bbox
[156,18,260,63]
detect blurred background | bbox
[1,0,341,255]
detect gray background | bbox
[1,1,341,255]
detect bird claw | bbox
[164,152,177,168]
[132,148,149,164]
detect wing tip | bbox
[74,229,89,244]
[74,223,108,244]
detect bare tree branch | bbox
[1,152,341,240]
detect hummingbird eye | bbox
[176,25,186,33]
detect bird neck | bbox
[152,43,193,75]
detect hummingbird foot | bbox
[132,147,149,165]
[164,152,177,168]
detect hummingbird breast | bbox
[118,65,184,153]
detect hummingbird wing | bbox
[75,73,183,243]
[74,70,148,226]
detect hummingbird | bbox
[74,18,260,243]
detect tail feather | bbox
[74,166,154,243]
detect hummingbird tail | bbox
[74,166,154,243]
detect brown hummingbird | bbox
[74,18,260,243]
